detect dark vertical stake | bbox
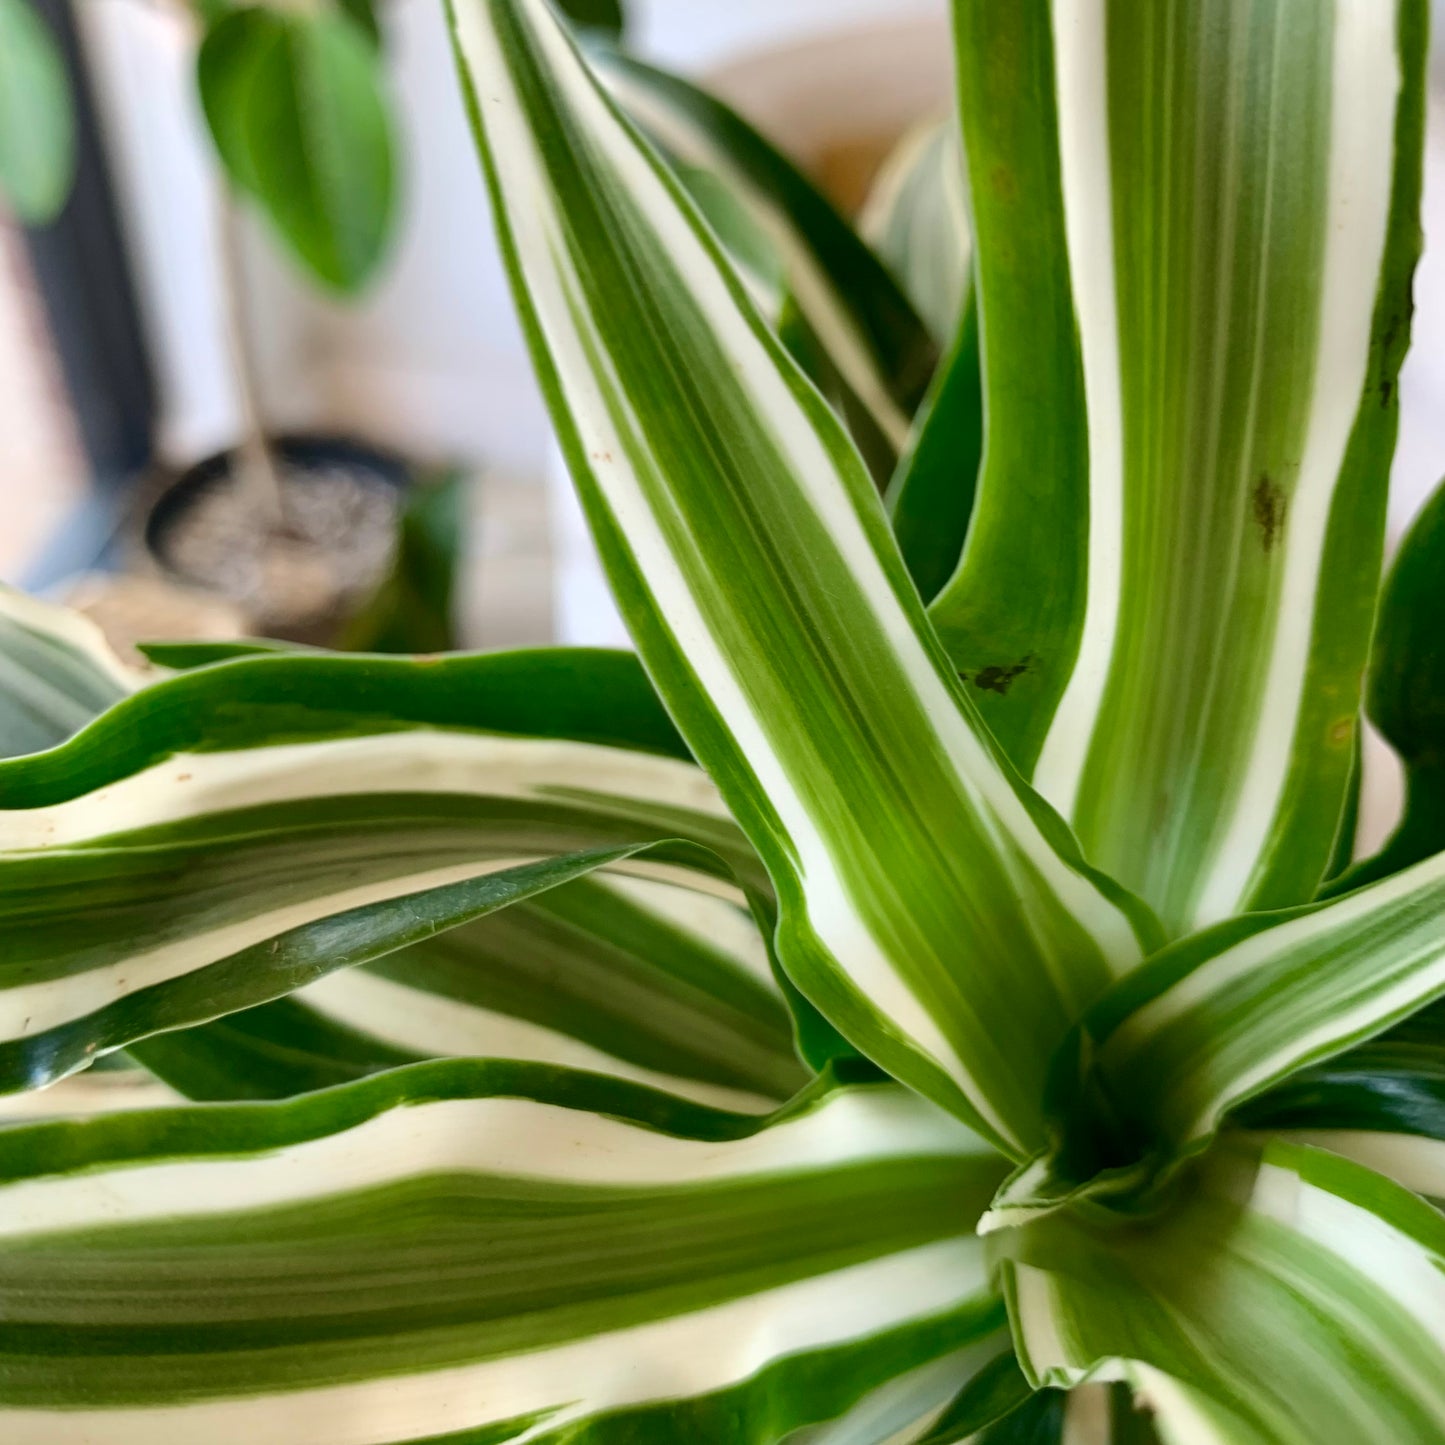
[21,0,157,491]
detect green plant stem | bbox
[217,188,283,525]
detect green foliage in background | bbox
[198,4,398,293]
[0,0,399,294]
[0,0,74,223]
[337,471,465,653]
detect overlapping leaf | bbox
[999,1140,1445,1443]
[987,848,1445,1224]
[594,47,937,476]
[0,1061,1006,1444]
[0,648,766,1091]
[1239,999,1445,1204]
[1088,851,1445,1165]
[935,0,1426,934]
[448,0,1158,1158]
[134,872,808,1111]
[860,116,971,349]
[1333,477,1445,892]
[0,587,140,760]
[859,117,984,605]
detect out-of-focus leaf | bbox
[197,7,282,196]
[554,0,624,42]
[337,472,464,654]
[1331,478,1445,892]
[337,0,384,49]
[0,586,140,759]
[199,8,398,293]
[0,0,74,224]
[859,114,971,347]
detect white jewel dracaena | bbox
[0,0,1439,1442]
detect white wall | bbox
[80,0,945,475]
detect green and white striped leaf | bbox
[859,115,971,348]
[780,1341,1017,1445]
[859,117,984,606]
[1238,999,1445,1204]
[932,0,1427,935]
[448,0,1158,1157]
[133,872,810,1112]
[0,648,769,1092]
[1053,848,1445,1187]
[0,1061,180,1125]
[592,47,938,474]
[998,1139,1445,1443]
[916,1359,1159,1445]
[0,586,141,760]
[0,1060,1007,1443]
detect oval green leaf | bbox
[0,0,74,225]
[199,8,398,293]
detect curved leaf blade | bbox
[0,587,140,760]
[447,0,1156,1156]
[1072,848,1445,1177]
[998,1140,1445,1443]
[593,48,937,471]
[1239,999,1445,1202]
[933,0,1426,935]
[0,650,765,1091]
[0,1062,1005,1442]
[133,872,809,1111]
[0,0,74,224]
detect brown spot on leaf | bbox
[1380,309,1407,357]
[1251,475,1286,554]
[963,654,1035,696]
[176,773,192,783]
[988,163,1018,205]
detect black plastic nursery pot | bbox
[144,433,412,646]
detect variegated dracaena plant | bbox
[1,0,1442,1440]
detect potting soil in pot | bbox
[161,461,399,639]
